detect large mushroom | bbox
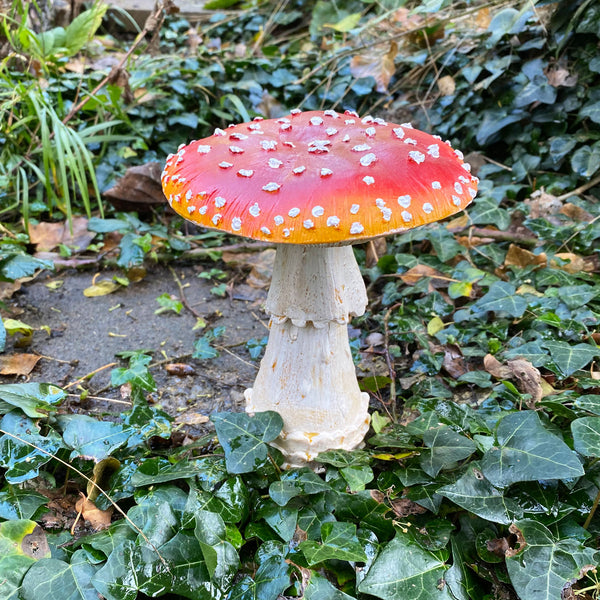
[162,109,477,465]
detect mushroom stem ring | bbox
[245,244,370,465]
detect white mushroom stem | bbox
[244,244,371,466]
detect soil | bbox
[0,261,268,428]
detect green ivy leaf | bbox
[299,522,367,566]
[0,487,48,521]
[506,520,598,600]
[20,551,99,600]
[481,412,584,488]
[229,555,291,600]
[358,533,452,599]
[571,417,600,457]
[211,411,283,474]
[269,468,331,506]
[472,282,528,318]
[542,341,600,377]
[571,142,600,177]
[0,383,65,418]
[420,426,477,477]
[579,99,600,124]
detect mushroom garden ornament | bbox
[162,109,477,466]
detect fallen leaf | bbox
[103,162,165,211]
[365,237,387,268]
[165,363,196,376]
[437,75,456,96]
[550,252,588,274]
[545,61,578,87]
[29,216,93,252]
[525,190,562,219]
[83,280,121,297]
[350,41,398,93]
[399,264,448,288]
[244,249,276,289]
[390,498,428,517]
[0,353,42,376]
[174,412,210,425]
[0,280,22,300]
[434,343,468,378]
[74,494,113,532]
[504,244,547,269]
[87,457,121,502]
[560,203,594,222]
[484,354,543,408]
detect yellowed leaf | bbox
[75,495,113,531]
[504,244,547,269]
[550,252,587,274]
[83,280,121,297]
[427,316,445,336]
[350,41,398,93]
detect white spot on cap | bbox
[280,123,292,131]
[197,145,211,154]
[350,222,364,234]
[363,176,375,185]
[232,217,242,231]
[458,175,470,184]
[362,116,374,124]
[342,134,350,142]
[326,127,338,136]
[345,119,356,125]
[382,208,392,221]
[187,206,195,214]
[365,127,376,137]
[277,118,290,124]
[303,219,314,229]
[454,182,463,194]
[212,214,222,225]
[374,117,388,125]
[283,228,291,237]
[229,146,244,154]
[312,206,325,217]
[404,138,417,146]
[360,153,377,166]
[310,116,323,126]
[268,158,283,169]
[249,203,260,217]
[468,188,477,198]
[215,196,226,208]
[408,151,425,164]
[352,144,371,152]
[432,181,441,190]
[289,207,300,217]
[177,144,185,151]
[293,166,306,175]
[398,195,411,208]
[462,162,472,172]
[263,182,281,192]
[323,110,338,118]
[185,189,193,201]
[199,206,208,214]
[274,215,284,226]
[401,210,412,222]
[375,198,386,208]
[327,216,340,227]
[427,144,440,158]
[230,133,248,140]
[452,195,461,206]
[308,140,331,153]
[350,204,360,214]
[213,128,226,136]
[260,140,277,151]
[260,227,271,235]
[248,123,262,131]
[454,149,464,160]
[423,202,433,214]
[174,194,181,203]
[320,168,333,177]
[401,122,414,128]
[393,127,405,139]
[219,161,233,168]
[283,141,296,148]
[238,169,254,177]
[290,108,301,115]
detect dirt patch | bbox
[1,263,267,422]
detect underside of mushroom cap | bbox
[161,109,478,245]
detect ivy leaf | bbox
[571,142,600,177]
[468,198,511,230]
[506,520,598,600]
[20,551,99,600]
[0,488,48,521]
[542,341,600,378]
[358,533,452,599]
[420,426,477,477]
[571,417,600,457]
[481,411,584,488]
[472,281,528,318]
[438,464,523,524]
[299,522,367,566]
[229,555,291,600]
[0,383,65,418]
[211,411,283,474]
[269,468,330,506]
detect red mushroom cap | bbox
[161,110,477,245]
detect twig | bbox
[66,393,131,405]
[0,428,169,568]
[168,265,202,319]
[463,227,539,248]
[383,307,397,422]
[556,174,600,202]
[583,485,600,530]
[64,362,117,389]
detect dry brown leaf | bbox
[349,41,398,93]
[390,498,428,518]
[560,203,594,222]
[244,249,276,289]
[504,244,547,269]
[29,216,94,252]
[484,354,543,408]
[399,264,447,288]
[525,190,562,219]
[365,237,387,268]
[174,412,210,426]
[75,495,113,531]
[440,344,468,378]
[103,162,165,211]
[0,353,42,376]
[550,252,588,274]
[0,280,22,300]
[545,61,578,87]
[165,363,196,376]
